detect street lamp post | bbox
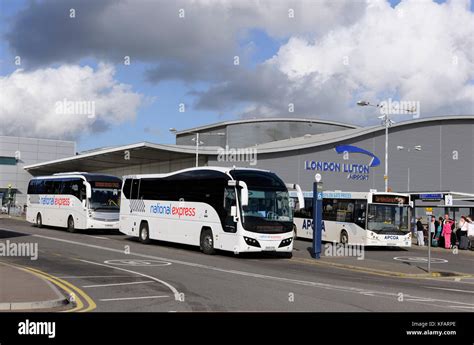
[357,101,392,192]
[169,128,224,167]
[357,100,416,192]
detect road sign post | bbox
[427,216,431,274]
[312,174,323,259]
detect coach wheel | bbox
[36,213,43,228]
[200,229,215,255]
[67,216,76,233]
[340,230,349,244]
[139,223,151,244]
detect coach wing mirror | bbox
[82,199,87,208]
[85,183,92,199]
[228,180,249,207]
[409,201,414,208]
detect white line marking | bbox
[83,280,155,288]
[99,295,169,302]
[423,286,474,294]
[3,229,473,311]
[57,275,138,279]
[87,236,109,240]
[78,259,182,301]
[406,298,436,302]
[448,306,474,309]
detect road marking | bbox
[24,266,97,313]
[423,286,474,294]
[3,229,473,311]
[99,295,169,302]
[87,235,109,240]
[57,275,139,279]
[394,256,448,264]
[104,259,172,267]
[77,259,182,302]
[83,280,155,288]
[5,263,96,312]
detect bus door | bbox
[219,187,238,250]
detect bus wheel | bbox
[36,213,43,228]
[340,230,349,244]
[200,229,215,255]
[67,216,76,233]
[139,222,151,244]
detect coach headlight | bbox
[279,238,293,248]
[244,237,261,248]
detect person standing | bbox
[458,216,469,250]
[441,215,454,249]
[466,216,474,250]
[434,217,443,247]
[429,216,436,241]
[416,217,425,246]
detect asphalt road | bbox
[1,218,473,312]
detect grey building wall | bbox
[176,120,355,147]
[0,136,76,206]
[207,119,474,194]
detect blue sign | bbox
[420,193,443,200]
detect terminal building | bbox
[0,136,75,208]
[6,115,474,220]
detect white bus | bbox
[27,172,121,232]
[119,167,304,256]
[290,191,412,247]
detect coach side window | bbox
[131,179,140,200]
[122,179,132,199]
[70,180,81,200]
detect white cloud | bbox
[0,64,143,139]
[263,0,474,120]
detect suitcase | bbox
[459,235,469,250]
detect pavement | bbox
[291,238,474,277]
[0,217,473,312]
[0,262,70,311]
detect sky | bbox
[0,0,473,151]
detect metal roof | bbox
[23,115,474,175]
[174,117,359,135]
[250,115,474,153]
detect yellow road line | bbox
[5,262,96,312]
[23,266,96,312]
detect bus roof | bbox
[122,166,271,180]
[31,172,121,182]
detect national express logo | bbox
[39,197,70,206]
[304,145,381,181]
[150,203,196,218]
